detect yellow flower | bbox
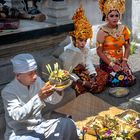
[100,127,108,132]
[118,75,124,80]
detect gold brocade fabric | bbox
[72,64,108,96]
[100,24,131,62]
[69,5,92,40]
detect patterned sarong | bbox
[71,64,108,96]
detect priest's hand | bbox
[38,83,55,100]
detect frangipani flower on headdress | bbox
[69,5,93,40]
[98,0,125,15]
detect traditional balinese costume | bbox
[60,6,108,96]
[97,0,136,87]
[1,54,78,140]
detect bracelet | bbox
[96,42,103,48]
[109,61,115,67]
[123,58,128,62]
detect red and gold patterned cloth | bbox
[71,64,108,96]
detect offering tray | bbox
[115,109,140,128]
[84,114,140,140]
[47,80,72,91]
[49,78,70,87]
[76,107,140,140]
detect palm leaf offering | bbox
[46,64,52,74]
[46,63,70,86]
[85,112,140,140]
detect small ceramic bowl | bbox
[109,87,129,97]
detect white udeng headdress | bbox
[11,53,37,73]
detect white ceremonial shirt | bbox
[1,76,63,139]
[60,42,97,75]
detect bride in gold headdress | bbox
[60,5,108,96]
[96,0,136,87]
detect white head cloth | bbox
[11,53,37,73]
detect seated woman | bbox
[0,0,45,22]
[96,0,136,87]
[24,0,46,21]
[60,6,108,96]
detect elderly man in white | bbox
[1,53,78,140]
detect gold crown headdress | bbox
[69,5,92,40]
[98,0,125,15]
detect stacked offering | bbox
[46,63,71,87]
[85,109,140,140]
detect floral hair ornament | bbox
[69,5,93,41]
[98,0,125,16]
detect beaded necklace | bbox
[101,24,125,39]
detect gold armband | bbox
[125,39,130,45]
[109,61,115,67]
[96,42,103,48]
